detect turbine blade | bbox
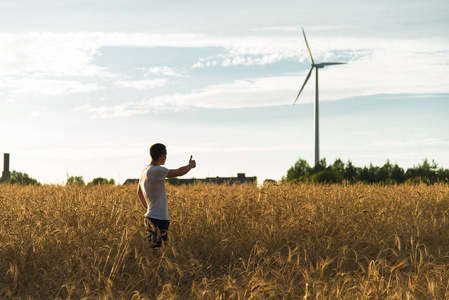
[302,28,314,64]
[294,67,314,105]
[320,62,346,66]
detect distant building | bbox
[1,153,10,182]
[124,178,139,185]
[124,173,257,185]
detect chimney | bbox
[2,153,10,182]
[237,173,245,183]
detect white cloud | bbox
[252,26,302,33]
[21,145,145,160]
[189,35,449,105]
[0,32,111,77]
[31,111,41,118]
[141,66,186,77]
[1,31,447,76]
[137,76,300,111]
[73,46,449,117]
[252,26,344,33]
[73,102,150,119]
[192,51,292,68]
[31,107,48,118]
[0,32,206,83]
[114,79,168,90]
[1,31,448,110]
[0,77,102,100]
[73,75,310,118]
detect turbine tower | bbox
[294,28,345,167]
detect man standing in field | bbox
[137,143,196,248]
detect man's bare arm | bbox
[137,185,147,210]
[167,155,196,178]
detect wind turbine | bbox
[294,28,345,167]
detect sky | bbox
[1,0,448,184]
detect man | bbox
[137,143,196,248]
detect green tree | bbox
[67,176,85,186]
[436,168,449,182]
[263,179,277,185]
[314,158,329,173]
[405,159,438,183]
[7,171,39,185]
[391,163,405,183]
[357,164,379,183]
[344,160,359,182]
[166,177,180,185]
[331,159,345,176]
[284,157,448,185]
[283,158,311,182]
[378,160,392,183]
[311,170,343,183]
[88,177,115,186]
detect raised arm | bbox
[167,155,196,178]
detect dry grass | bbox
[1,182,449,299]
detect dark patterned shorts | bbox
[144,217,170,248]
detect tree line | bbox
[2,171,115,186]
[283,158,449,184]
[4,158,449,186]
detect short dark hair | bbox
[150,143,166,161]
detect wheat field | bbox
[1,182,449,299]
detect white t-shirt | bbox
[139,165,170,220]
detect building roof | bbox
[124,173,257,185]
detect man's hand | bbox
[167,155,196,178]
[189,155,196,169]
